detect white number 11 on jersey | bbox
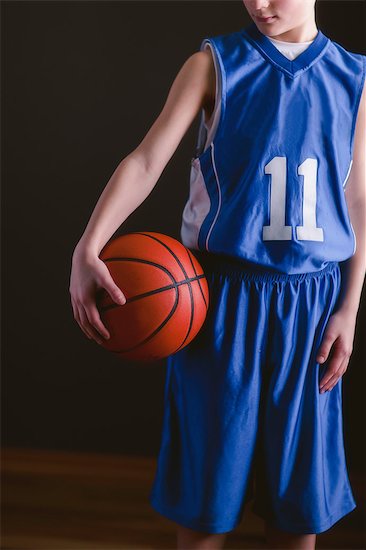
[262,156,324,242]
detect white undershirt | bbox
[267,36,315,61]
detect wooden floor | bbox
[1,448,364,549]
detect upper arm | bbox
[344,76,366,207]
[129,49,215,178]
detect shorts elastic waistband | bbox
[190,249,340,283]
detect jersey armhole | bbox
[349,54,366,158]
[193,38,226,160]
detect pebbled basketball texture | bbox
[96,232,210,363]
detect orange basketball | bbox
[96,232,210,363]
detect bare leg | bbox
[265,522,316,549]
[176,524,227,549]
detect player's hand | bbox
[316,309,357,393]
[69,248,126,345]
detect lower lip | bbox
[256,16,277,23]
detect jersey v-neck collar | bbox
[242,21,330,78]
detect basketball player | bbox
[69,0,366,548]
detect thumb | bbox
[106,279,126,305]
[316,333,334,363]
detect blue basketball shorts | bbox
[149,250,357,535]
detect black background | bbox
[2,1,365,473]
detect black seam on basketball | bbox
[109,284,180,356]
[100,275,206,311]
[171,248,209,355]
[101,255,203,357]
[102,256,203,300]
[185,248,208,310]
[118,233,195,351]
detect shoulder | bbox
[174,50,215,96]
[189,49,214,72]
[325,34,366,72]
[324,36,366,110]
[184,49,216,102]
[195,28,248,79]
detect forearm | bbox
[73,154,159,259]
[336,203,366,317]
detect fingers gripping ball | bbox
[96,232,210,363]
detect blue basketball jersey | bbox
[180,21,366,274]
